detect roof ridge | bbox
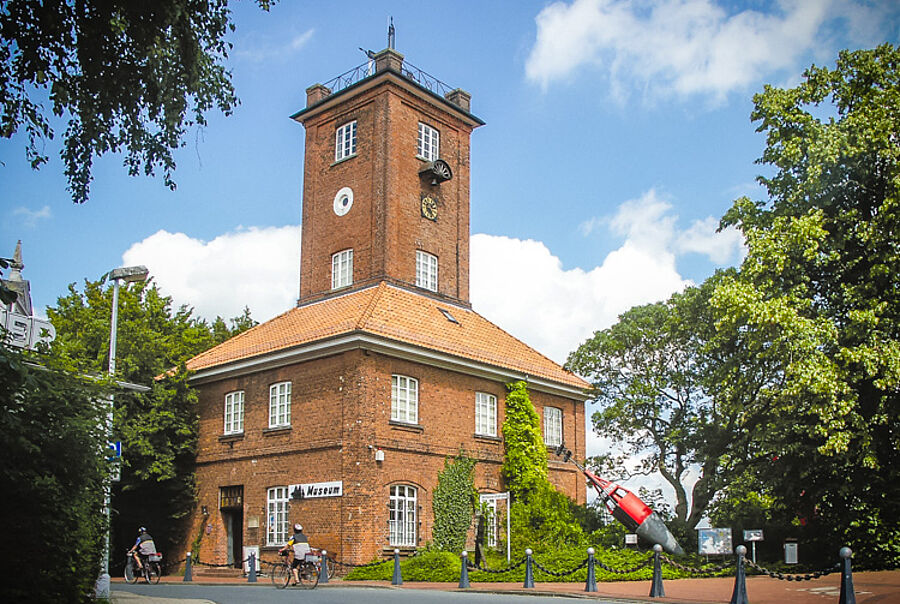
[355,282,387,330]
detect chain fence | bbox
[531,556,589,577]
[745,557,840,581]
[595,554,654,575]
[660,554,733,575]
[466,556,527,573]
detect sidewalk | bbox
[112,570,900,603]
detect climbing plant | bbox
[431,450,477,552]
[501,381,583,551]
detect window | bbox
[224,390,244,435]
[267,486,289,546]
[269,382,291,428]
[415,250,437,292]
[332,249,353,289]
[391,375,418,424]
[543,406,562,447]
[389,485,418,546]
[475,392,497,437]
[417,122,439,161]
[335,120,357,161]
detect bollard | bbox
[523,548,535,588]
[584,547,597,592]
[248,552,257,583]
[729,545,749,604]
[839,547,856,604]
[183,551,192,582]
[459,551,470,588]
[319,550,329,584]
[649,544,665,597]
[391,548,403,586]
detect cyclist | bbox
[279,523,310,585]
[129,526,158,571]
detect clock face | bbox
[333,187,354,216]
[421,196,438,221]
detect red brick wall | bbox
[187,348,585,566]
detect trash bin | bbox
[784,539,798,564]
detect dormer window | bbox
[417,122,439,161]
[335,120,357,161]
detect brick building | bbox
[184,46,590,568]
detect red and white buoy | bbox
[555,445,684,555]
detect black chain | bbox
[191,556,251,568]
[531,556,589,577]
[594,554,654,574]
[660,554,733,575]
[745,558,840,581]
[466,556,527,573]
[332,550,422,569]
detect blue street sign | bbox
[108,441,122,458]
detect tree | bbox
[0,342,109,602]
[47,277,255,562]
[1,0,273,204]
[566,277,781,538]
[713,44,900,566]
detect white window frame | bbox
[475,392,497,437]
[389,485,418,547]
[224,390,244,435]
[415,250,438,292]
[332,249,353,289]
[335,120,357,161]
[417,122,439,161]
[267,486,289,546]
[269,381,291,428]
[543,406,562,447]
[391,375,418,425]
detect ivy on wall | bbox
[501,380,548,502]
[431,450,477,552]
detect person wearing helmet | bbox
[129,527,157,571]
[279,523,309,585]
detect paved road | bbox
[112,585,642,604]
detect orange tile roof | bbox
[186,282,589,391]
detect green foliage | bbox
[501,381,547,502]
[0,0,274,203]
[431,450,477,552]
[47,277,254,564]
[0,343,109,602]
[344,545,706,583]
[713,44,900,568]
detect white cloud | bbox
[525,0,891,103]
[235,27,315,62]
[13,205,52,228]
[121,226,301,324]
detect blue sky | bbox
[3,0,899,493]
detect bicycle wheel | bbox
[272,563,291,589]
[124,561,137,584]
[298,562,319,589]
[147,561,161,584]
[326,556,336,579]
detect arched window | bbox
[389,485,417,546]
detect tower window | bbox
[416,250,438,292]
[417,122,440,161]
[335,120,357,161]
[332,249,353,289]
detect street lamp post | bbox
[95,265,149,599]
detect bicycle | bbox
[272,549,320,589]
[124,550,162,584]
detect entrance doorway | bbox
[219,485,244,568]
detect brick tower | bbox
[292,48,484,306]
